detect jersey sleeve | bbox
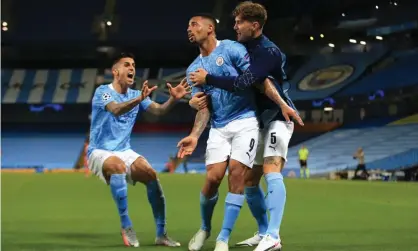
[206,47,282,92]
[229,41,250,72]
[93,86,116,109]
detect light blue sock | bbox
[146,180,166,237]
[245,186,268,235]
[109,174,132,229]
[265,173,286,239]
[200,192,218,232]
[216,193,245,243]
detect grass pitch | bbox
[2,173,418,251]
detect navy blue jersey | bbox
[205,35,297,126]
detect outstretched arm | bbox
[146,97,177,116]
[146,78,191,116]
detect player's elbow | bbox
[189,99,199,110]
[112,109,123,116]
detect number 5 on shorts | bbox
[270,132,277,145]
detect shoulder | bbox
[260,37,282,57]
[95,84,108,92]
[221,39,246,50]
[94,84,111,96]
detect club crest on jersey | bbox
[102,92,112,101]
[215,56,224,66]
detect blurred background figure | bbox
[353,147,369,180]
[84,140,90,177]
[299,145,310,178]
[163,155,189,174]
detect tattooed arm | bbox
[263,78,288,108]
[190,107,210,138]
[176,107,210,158]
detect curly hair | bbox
[232,1,267,27]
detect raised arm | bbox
[146,78,191,116]
[146,97,177,116]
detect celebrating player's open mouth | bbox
[127,71,134,84]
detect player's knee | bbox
[147,168,158,181]
[263,156,285,174]
[245,165,263,187]
[104,163,126,175]
[206,170,223,188]
[130,157,157,184]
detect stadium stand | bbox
[337,50,418,96]
[1,69,98,104]
[285,124,418,175]
[1,133,86,169]
[288,48,388,100]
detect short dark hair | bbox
[232,1,267,27]
[191,13,217,29]
[113,52,135,66]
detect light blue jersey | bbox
[87,83,152,157]
[187,40,257,128]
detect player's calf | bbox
[216,161,248,244]
[237,164,268,244]
[200,163,226,232]
[103,157,132,228]
[228,162,249,194]
[202,163,226,198]
[189,163,226,251]
[103,157,138,246]
[263,156,286,242]
[130,157,170,239]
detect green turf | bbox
[2,173,418,251]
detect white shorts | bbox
[88,149,141,185]
[254,120,294,165]
[206,117,259,168]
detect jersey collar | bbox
[199,40,221,58]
